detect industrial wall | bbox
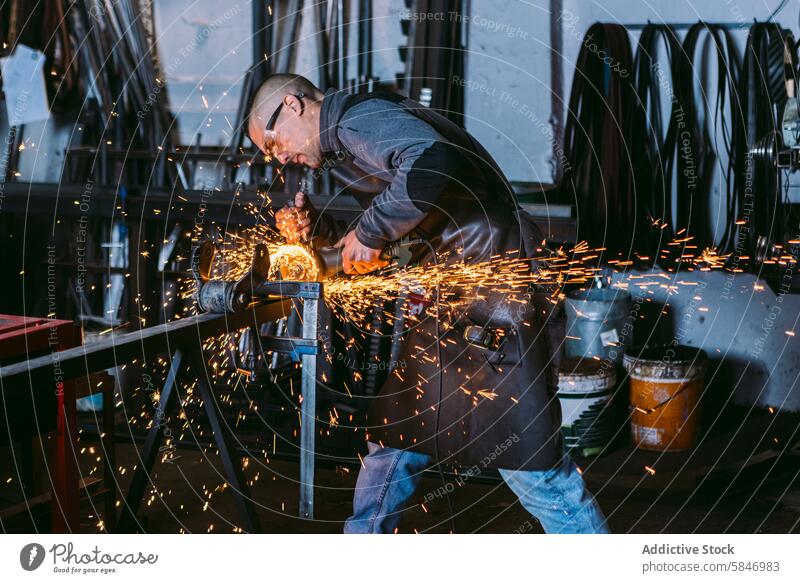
[3,1,798,194]
[466,0,798,184]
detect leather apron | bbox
[334,94,564,471]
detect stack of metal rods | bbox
[69,0,177,187]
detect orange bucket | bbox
[623,346,707,452]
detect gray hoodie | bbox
[318,89,497,249]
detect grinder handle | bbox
[315,240,417,278]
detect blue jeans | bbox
[344,442,609,534]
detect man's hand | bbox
[275,192,313,243]
[334,230,388,275]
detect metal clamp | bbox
[192,240,270,313]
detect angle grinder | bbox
[313,241,416,279]
[193,238,421,313]
[279,182,417,278]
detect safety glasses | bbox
[254,91,305,157]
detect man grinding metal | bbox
[247,74,609,534]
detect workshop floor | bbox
[75,406,800,534]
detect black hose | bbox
[632,24,683,253]
[674,23,744,252]
[563,23,640,257]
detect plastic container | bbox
[565,288,632,364]
[557,357,617,457]
[623,345,707,452]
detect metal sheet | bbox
[611,268,800,411]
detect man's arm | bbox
[355,141,460,249]
[274,192,345,248]
[338,104,462,250]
